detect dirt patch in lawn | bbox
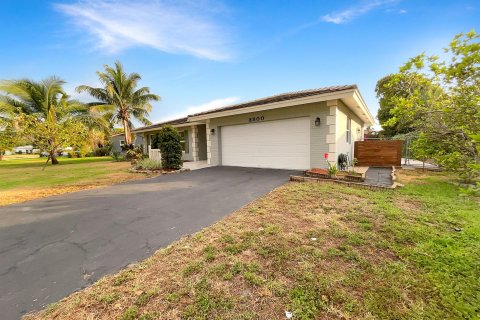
[0,170,157,206]
[395,168,451,184]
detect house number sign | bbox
[249,116,265,123]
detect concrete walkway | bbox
[401,158,440,170]
[364,167,393,187]
[183,160,210,170]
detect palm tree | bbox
[0,77,107,164]
[76,61,160,145]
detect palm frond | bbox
[77,61,159,134]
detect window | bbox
[346,117,352,143]
[120,140,125,147]
[180,130,189,153]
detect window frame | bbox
[346,117,352,144]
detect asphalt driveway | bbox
[0,166,297,320]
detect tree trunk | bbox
[0,150,3,161]
[50,152,59,165]
[123,118,132,145]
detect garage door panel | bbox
[221,117,310,170]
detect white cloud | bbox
[54,0,232,61]
[322,0,398,24]
[156,96,240,122]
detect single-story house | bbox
[132,85,375,170]
[13,145,36,154]
[110,133,144,153]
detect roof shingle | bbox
[132,117,188,132]
[190,84,357,117]
[132,85,357,132]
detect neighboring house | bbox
[132,85,375,170]
[13,145,34,154]
[110,133,144,153]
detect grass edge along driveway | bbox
[24,170,480,320]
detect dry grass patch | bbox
[24,169,480,319]
[24,177,451,320]
[0,158,158,206]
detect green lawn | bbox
[25,170,480,320]
[0,156,140,206]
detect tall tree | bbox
[0,77,106,164]
[76,61,160,145]
[0,104,14,123]
[0,125,18,160]
[375,73,429,137]
[377,31,480,181]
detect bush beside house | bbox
[156,126,183,169]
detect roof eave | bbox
[188,88,371,123]
[352,89,375,126]
[132,121,205,133]
[132,86,375,132]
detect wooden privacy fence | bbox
[354,140,403,167]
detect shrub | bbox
[111,151,124,161]
[157,125,183,169]
[122,144,144,164]
[326,160,338,176]
[134,158,162,170]
[91,144,112,157]
[151,134,160,149]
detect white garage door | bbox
[221,117,310,170]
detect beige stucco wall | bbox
[336,100,364,161]
[207,101,330,168]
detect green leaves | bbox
[0,77,103,163]
[376,31,480,183]
[76,61,160,144]
[157,125,183,170]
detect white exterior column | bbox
[190,125,199,162]
[326,99,338,161]
[205,120,212,165]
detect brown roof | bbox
[133,85,357,132]
[190,84,357,117]
[132,117,188,132]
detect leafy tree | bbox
[377,31,480,182]
[157,126,183,169]
[76,61,160,146]
[0,77,106,164]
[0,103,14,123]
[21,114,89,161]
[375,74,427,137]
[0,125,19,160]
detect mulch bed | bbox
[305,168,364,182]
[129,168,190,174]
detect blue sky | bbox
[0,0,478,127]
